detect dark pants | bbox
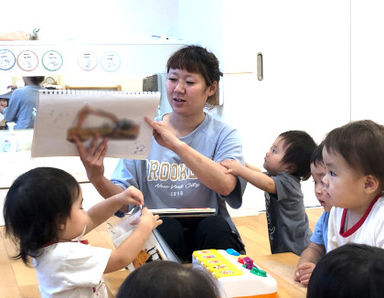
[156,215,246,262]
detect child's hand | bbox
[220,159,243,176]
[294,262,316,286]
[138,207,162,230]
[117,186,144,207]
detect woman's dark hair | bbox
[116,261,221,298]
[167,45,223,106]
[279,130,317,181]
[307,243,384,298]
[323,120,384,181]
[3,167,80,265]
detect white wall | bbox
[1,0,179,42]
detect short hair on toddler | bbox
[323,120,384,181]
[116,260,221,298]
[307,243,384,298]
[3,167,80,265]
[279,130,317,181]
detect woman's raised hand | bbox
[144,117,182,152]
[73,135,108,182]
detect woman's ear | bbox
[208,81,218,97]
[363,175,380,194]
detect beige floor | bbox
[0,208,323,298]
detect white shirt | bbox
[33,241,111,298]
[327,195,384,252]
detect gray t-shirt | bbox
[264,172,312,255]
[111,112,246,237]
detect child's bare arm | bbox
[104,207,162,273]
[221,160,276,193]
[294,242,325,286]
[85,186,144,233]
[245,161,262,172]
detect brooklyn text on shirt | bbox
[147,160,198,181]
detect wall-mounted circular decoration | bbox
[0,49,16,71]
[42,50,63,71]
[78,51,98,71]
[101,51,121,72]
[17,50,39,71]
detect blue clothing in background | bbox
[310,211,330,251]
[4,85,42,129]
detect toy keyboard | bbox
[192,249,277,298]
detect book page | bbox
[31,90,159,159]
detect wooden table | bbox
[256,253,307,298]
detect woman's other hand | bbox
[145,117,183,152]
[73,134,108,183]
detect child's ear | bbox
[285,163,296,174]
[363,175,380,194]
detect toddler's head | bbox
[264,130,316,180]
[307,243,384,298]
[116,260,221,298]
[310,143,332,212]
[3,167,80,264]
[322,120,384,209]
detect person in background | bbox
[307,243,384,298]
[116,260,221,298]
[322,120,384,251]
[3,76,44,129]
[0,89,11,128]
[3,167,162,298]
[221,130,316,255]
[74,45,247,262]
[295,143,332,286]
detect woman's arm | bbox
[174,141,238,196]
[145,117,238,196]
[221,160,276,194]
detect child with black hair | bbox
[307,243,384,298]
[3,167,162,298]
[221,130,316,255]
[322,120,384,251]
[116,260,221,298]
[295,143,332,285]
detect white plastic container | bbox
[2,122,19,152]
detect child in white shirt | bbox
[322,120,384,251]
[3,167,162,298]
